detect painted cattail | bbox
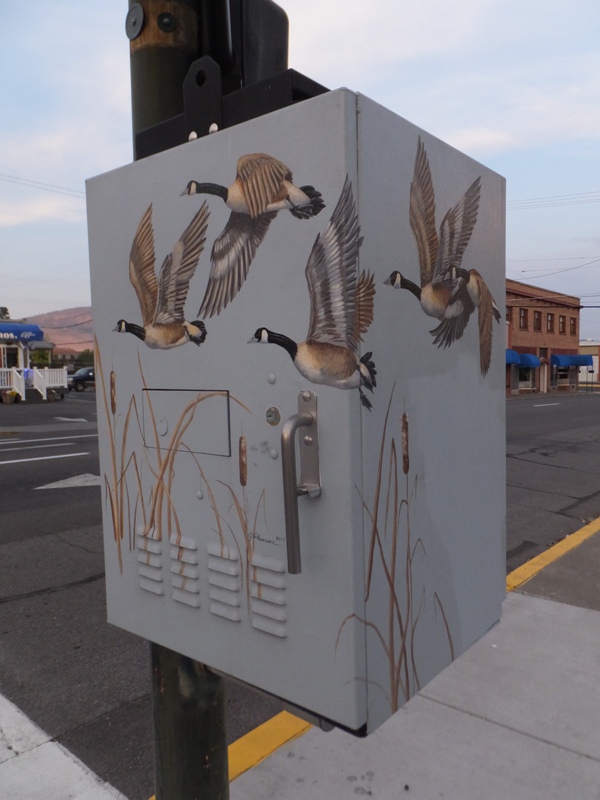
[239,435,247,486]
[110,370,117,416]
[401,412,409,475]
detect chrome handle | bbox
[280,392,320,574]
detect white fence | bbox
[0,368,25,399]
[0,367,68,401]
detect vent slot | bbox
[250,554,287,638]
[136,528,164,595]
[170,535,201,608]
[207,543,241,623]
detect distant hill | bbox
[25,307,94,353]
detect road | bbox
[0,396,100,548]
[1,390,600,799]
[506,392,600,572]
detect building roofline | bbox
[506,278,580,306]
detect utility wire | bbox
[508,257,600,279]
[507,190,600,210]
[0,172,85,198]
[508,256,600,262]
[35,318,92,329]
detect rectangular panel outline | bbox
[141,388,232,458]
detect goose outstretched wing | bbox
[129,204,157,327]
[409,138,439,288]
[353,270,376,348]
[472,270,499,376]
[198,210,277,318]
[237,153,292,219]
[305,177,364,351]
[433,176,481,283]
[155,202,210,324]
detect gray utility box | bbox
[87,88,505,735]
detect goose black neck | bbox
[268,330,298,361]
[400,274,421,300]
[194,183,228,202]
[125,321,146,341]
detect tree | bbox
[0,307,9,320]
[30,350,50,366]
[75,348,95,366]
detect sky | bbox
[2,1,600,337]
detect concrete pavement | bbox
[2,517,599,799]
[0,693,126,800]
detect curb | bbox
[506,516,600,592]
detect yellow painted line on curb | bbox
[228,710,311,780]
[148,711,311,799]
[507,515,600,592]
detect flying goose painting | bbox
[114,202,210,349]
[384,137,481,322]
[385,137,499,375]
[248,176,376,410]
[181,153,325,318]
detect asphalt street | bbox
[1,390,600,799]
[506,392,600,572]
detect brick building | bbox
[505,279,590,394]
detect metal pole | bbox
[152,644,230,800]
[127,0,201,147]
[126,4,230,798]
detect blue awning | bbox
[506,349,520,365]
[551,354,593,368]
[571,355,593,367]
[519,353,541,368]
[0,322,44,343]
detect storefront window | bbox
[518,367,535,390]
[5,347,19,368]
[519,309,528,330]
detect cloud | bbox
[281,0,494,87]
[278,0,600,157]
[0,192,84,228]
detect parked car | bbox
[68,367,95,392]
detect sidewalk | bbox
[0,694,126,800]
[2,520,599,800]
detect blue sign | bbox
[0,322,44,343]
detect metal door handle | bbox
[281,392,320,574]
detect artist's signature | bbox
[249,532,282,546]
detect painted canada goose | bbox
[181,153,325,318]
[430,266,501,376]
[114,202,210,349]
[384,137,481,328]
[248,177,377,410]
